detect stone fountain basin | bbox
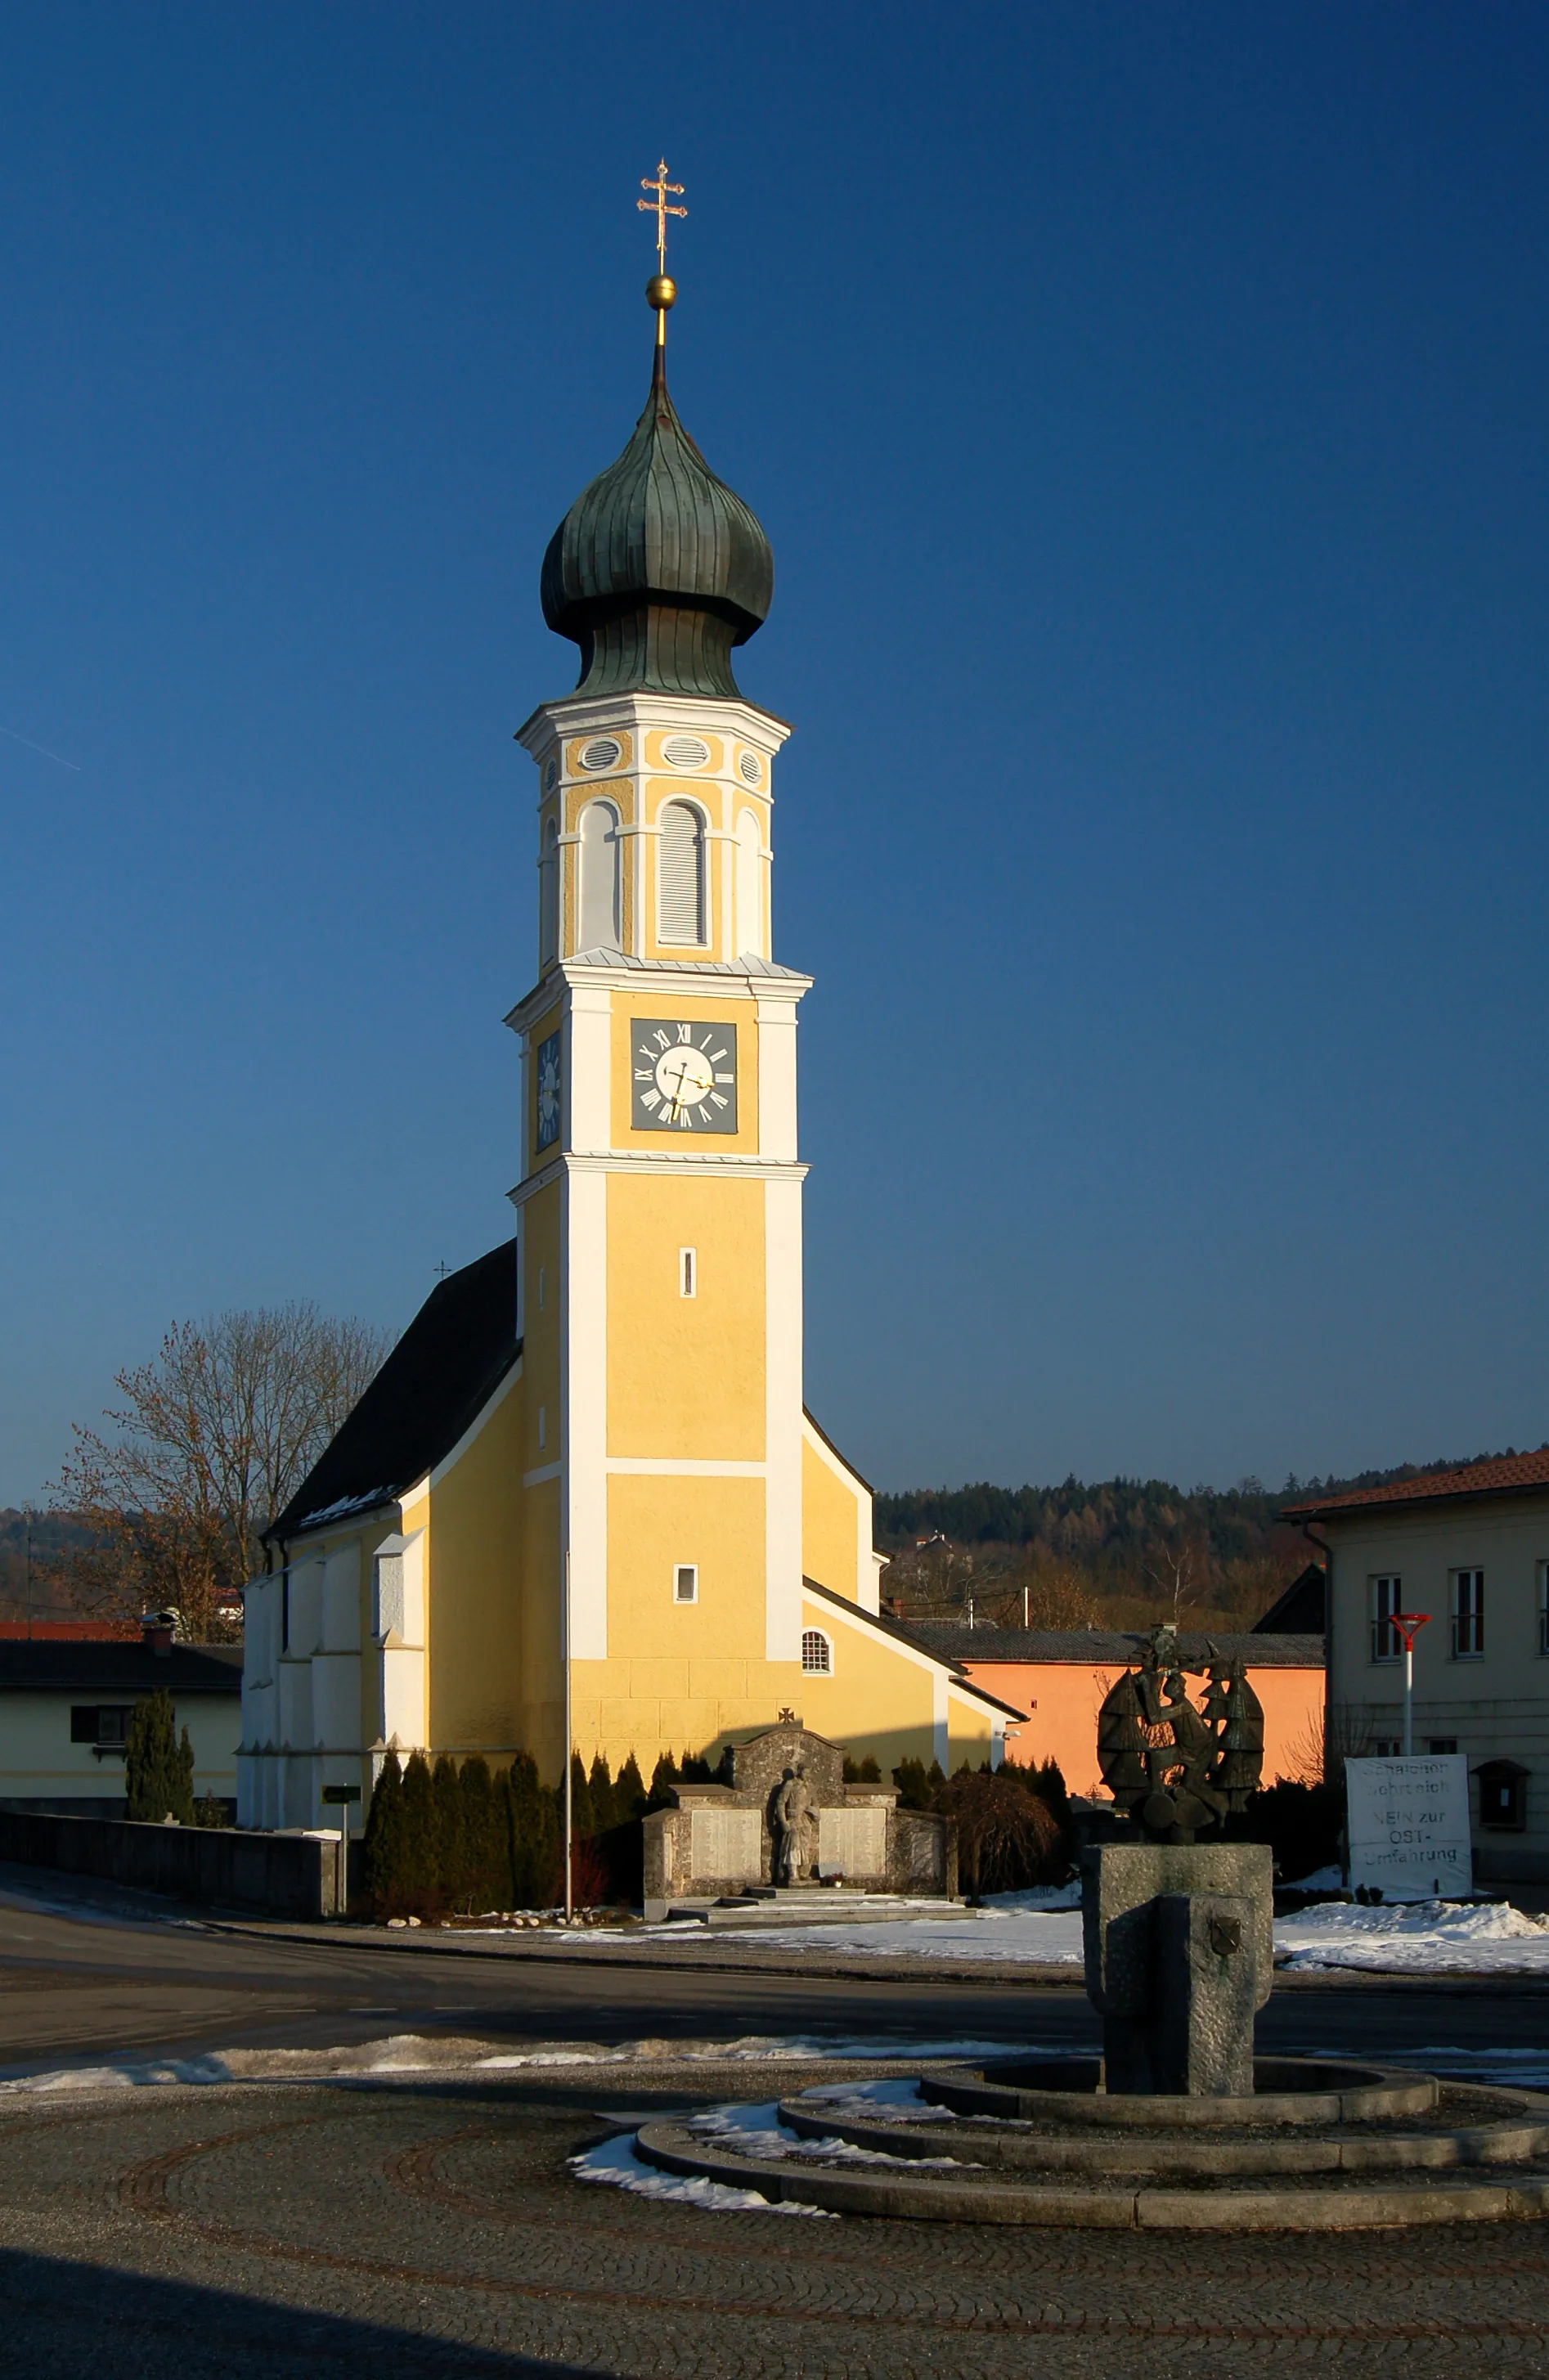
[629,2055,1549,2228]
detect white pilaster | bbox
[765,1170,804,1662]
[563,1163,608,1658]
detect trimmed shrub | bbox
[457,1755,504,1911]
[615,1751,649,1819]
[506,1750,554,1907]
[587,1752,617,1833]
[400,1751,439,1911]
[1228,1779,1343,1884]
[936,1768,1064,1895]
[124,1690,195,1825]
[361,1751,407,1916]
[842,1755,883,1784]
[432,1754,468,1911]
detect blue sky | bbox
[2,2,1546,1504]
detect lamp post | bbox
[1390,1611,1430,1757]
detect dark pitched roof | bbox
[0,1642,242,1695]
[801,1578,1027,1719]
[268,1242,520,1542]
[1282,1448,1549,1523]
[899,1624,1325,1670]
[1251,1563,1327,1635]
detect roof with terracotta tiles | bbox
[1282,1448,1549,1522]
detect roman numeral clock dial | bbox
[631,1020,738,1132]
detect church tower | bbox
[240,179,1008,1835]
[506,206,811,1765]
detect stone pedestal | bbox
[1081,1842,1273,2095]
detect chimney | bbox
[141,1612,174,1657]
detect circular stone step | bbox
[621,2057,1549,2232]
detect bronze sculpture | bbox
[1096,1628,1264,1843]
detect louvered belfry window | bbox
[658,801,705,944]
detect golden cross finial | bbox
[638,159,686,273]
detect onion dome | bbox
[541,348,774,701]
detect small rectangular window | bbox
[1540,1563,1549,1655]
[538,1404,546,1452]
[1452,1569,1484,1658]
[1428,1738,1458,1755]
[1371,1575,1403,1663]
[680,1247,696,1298]
[70,1706,97,1743]
[674,1564,698,1604]
[1372,1738,1402,1757]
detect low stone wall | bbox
[0,1807,342,1920]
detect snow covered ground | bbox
[611,1879,1549,1978]
[1273,1896,1549,1976]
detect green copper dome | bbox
[541,353,773,700]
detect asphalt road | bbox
[1,1865,1547,2073]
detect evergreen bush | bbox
[587,1752,617,1833]
[457,1755,502,1911]
[614,1751,648,1819]
[644,1753,677,1810]
[842,1755,882,1784]
[361,1751,406,1917]
[431,1754,467,1911]
[124,1691,195,1824]
[400,1750,439,1911]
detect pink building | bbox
[902,1625,1325,1795]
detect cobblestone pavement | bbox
[1,2062,1547,2378]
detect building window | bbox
[1539,1563,1549,1655]
[1371,1574,1403,1663]
[70,1706,131,1748]
[680,1247,696,1298]
[577,799,621,951]
[1428,1738,1458,1755]
[1452,1569,1484,1658]
[658,801,706,945]
[674,1564,698,1604]
[1372,1738,1402,1757]
[801,1628,833,1675]
[1475,1759,1528,1831]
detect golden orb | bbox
[646,272,677,312]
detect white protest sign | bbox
[1345,1754,1472,1901]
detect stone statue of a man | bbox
[770,1763,812,1887]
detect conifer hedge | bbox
[357,1745,642,1921]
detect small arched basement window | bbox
[658,801,706,945]
[801,1628,832,1676]
[578,800,621,950]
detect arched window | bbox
[539,816,559,966]
[658,800,706,945]
[578,800,621,951]
[801,1628,832,1676]
[734,808,763,957]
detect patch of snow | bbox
[978,1880,1083,1911]
[569,2131,833,2216]
[294,1488,395,1528]
[640,1910,1086,1964]
[688,2098,969,2169]
[1274,1897,1549,1975]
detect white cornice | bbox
[509,1151,808,1206]
[516,690,793,756]
[504,953,810,1036]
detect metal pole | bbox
[563,1548,573,1924]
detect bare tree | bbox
[48,1306,393,1641]
[1143,1542,1206,1629]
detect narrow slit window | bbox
[658,802,706,945]
[674,1564,698,1604]
[1371,1574,1402,1663]
[680,1247,696,1298]
[1452,1569,1484,1658]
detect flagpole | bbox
[563,1547,573,1924]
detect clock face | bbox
[631,1018,738,1133]
[535,1030,562,1152]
